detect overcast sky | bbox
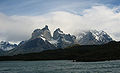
[0,0,120,43]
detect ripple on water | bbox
[0,60,120,73]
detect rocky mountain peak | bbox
[0,41,17,51]
[55,28,64,34]
[56,28,63,32]
[42,25,49,30]
[53,28,64,40]
[31,25,52,41]
[52,28,76,48]
[76,30,113,45]
[29,25,113,49]
[89,30,113,42]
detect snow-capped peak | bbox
[89,30,112,41]
[42,25,49,30]
[90,30,103,40]
[0,41,17,51]
[76,30,113,45]
[55,28,64,34]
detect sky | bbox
[0,0,120,43]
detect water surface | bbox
[0,60,120,73]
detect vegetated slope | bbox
[0,41,120,62]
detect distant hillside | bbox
[0,41,120,62]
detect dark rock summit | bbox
[53,28,76,48]
[32,25,52,41]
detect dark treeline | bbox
[0,41,120,62]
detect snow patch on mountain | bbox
[40,36,46,41]
[0,41,17,51]
[76,30,113,45]
[49,39,58,44]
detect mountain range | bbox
[0,25,113,55]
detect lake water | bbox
[0,60,120,73]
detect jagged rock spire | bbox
[31,25,52,40]
[42,25,49,30]
[53,28,64,40]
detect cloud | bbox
[0,5,120,43]
[0,0,99,15]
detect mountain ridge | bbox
[0,41,17,51]
[0,25,113,55]
[0,41,120,62]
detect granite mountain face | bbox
[76,30,113,45]
[52,28,76,48]
[8,25,55,55]
[18,25,113,50]
[31,25,52,41]
[8,37,56,55]
[1,25,113,55]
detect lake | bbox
[0,60,120,73]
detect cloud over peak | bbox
[0,5,120,43]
